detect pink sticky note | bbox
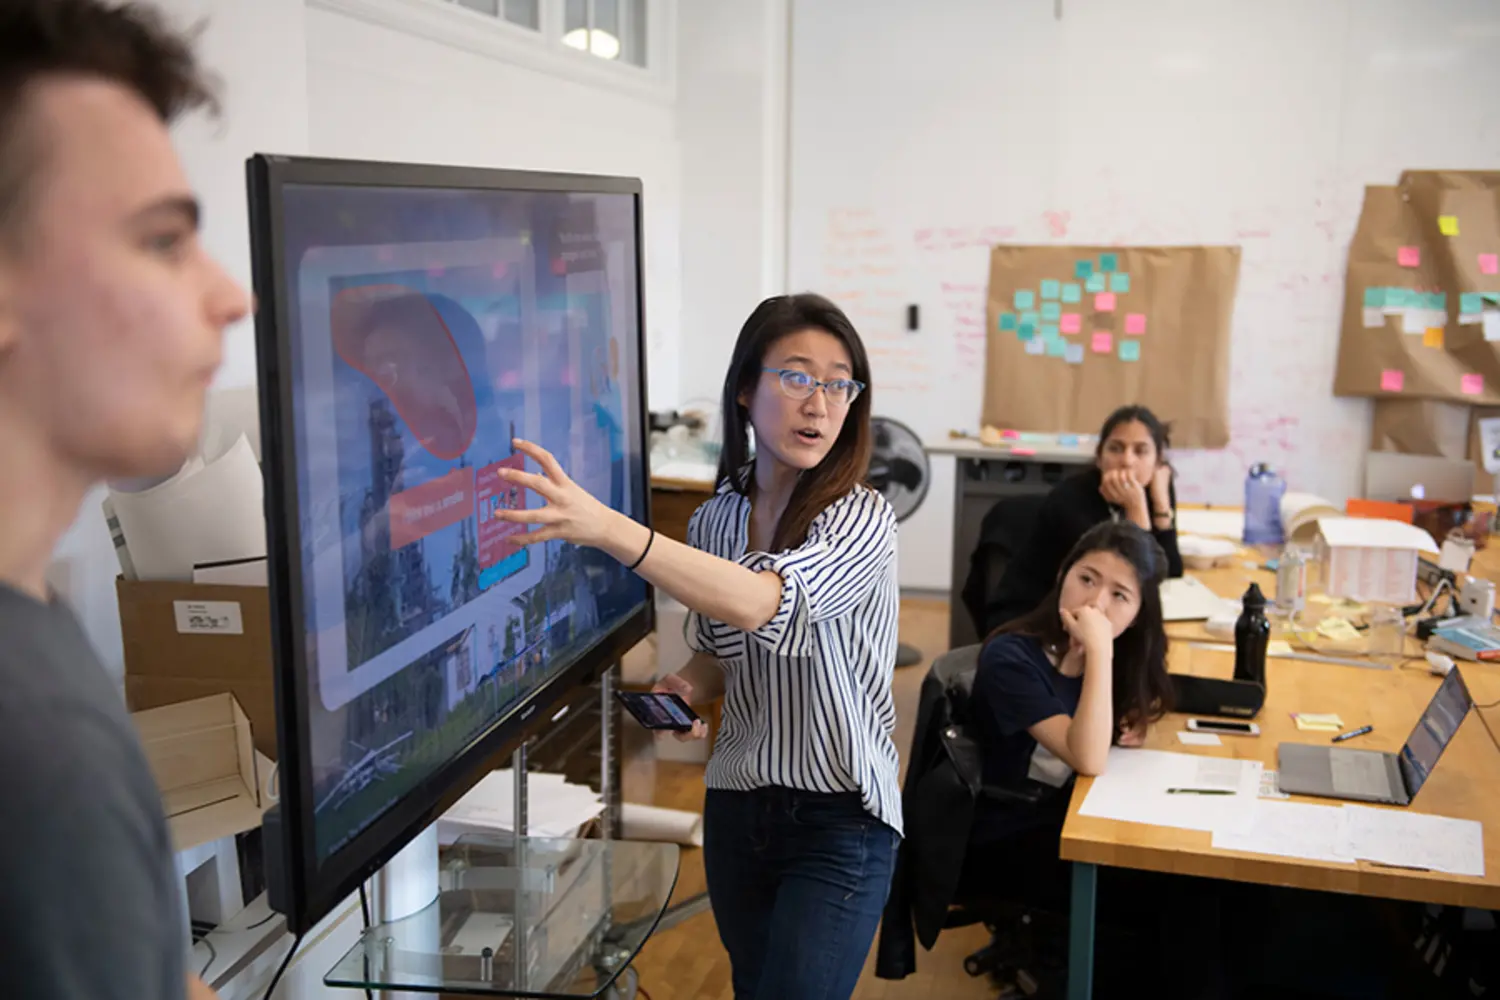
[1462,373,1484,396]
[1001,429,1020,440]
[1091,332,1113,353]
[1060,313,1082,334]
[1125,313,1147,335]
[1095,292,1117,312]
[1397,246,1420,268]
[1011,447,1037,457]
[1481,253,1499,276]
[1381,369,1404,392]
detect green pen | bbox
[1165,788,1235,796]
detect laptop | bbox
[1363,452,1475,504]
[1277,668,1473,805]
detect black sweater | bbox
[983,467,1182,632]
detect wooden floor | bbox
[622,598,999,1000]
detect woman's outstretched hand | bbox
[491,439,619,548]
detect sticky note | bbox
[1091,331,1113,353]
[1046,338,1068,358]
[1125,313,1147,335]
[999,313,1018,331]
[1439,215,1459,236]
[1041,302,1062,321]
[1018,322,1035,340]
[1024,336,1045,356]
[1268,640,1294,657]
[1293,713,1344,733]
[1061,283,1082,303]
[1424,327,1444,349]
[1463,373,1484,396]
[1086,273,1107,293]
[1014,289,1035,309]
[1099,253,1119,273]
[1060,313,1082,334]
[1040,279,1061,300]
[1064,342,1084,364]
[1040,323,1059,340]
[1381,369,1404,392]
[1461,293,1483,316]
[1398,246,1420,268]
[1021,311,1040,326]
[1075,260,1094,280]
[1110,273,1131,293]
[1428,292,1448,310]
[1363,308,1386,328]
[1119,339,1141,362]
[1481,253,1499,275]
[1095,292,1117,312]
[1363,287,1385,308]
[1485,312,1500,342]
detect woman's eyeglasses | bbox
[762,367,865,406]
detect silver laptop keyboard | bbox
[1330,749,1392,798]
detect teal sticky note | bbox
[1430,292,1448,310]
[1046,338,1068,358]
[1061,283,1082,303]
[1040,279,1061,300]
[1461,293,1483,315]
[1040,322,1060,339]
[1119,340,1141,362]
[1021,310,1040,326]
[999,312,1018,331]
[1100,253,1119,273]
[1364,287,1385,308]
[1086,273,1107,293]
[1018,322,1035,339]
[1075,260,1094,280]
[1485,293,1500,305]
[1386,288,1411,309]
[1110,273,1131,293]
[1014,289,1035,309]
[1041,302,1062,321]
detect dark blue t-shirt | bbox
[968,633,1085,844]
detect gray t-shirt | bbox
[0,584,186,1000]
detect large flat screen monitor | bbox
[247,154,653,933]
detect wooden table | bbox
[1060,543,1500,998]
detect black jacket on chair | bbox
[874,646,1038,981]
[959,492,1047,641]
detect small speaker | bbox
[1169,674,1265,719]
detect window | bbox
[563,0,647,67]
[451,0,540,30]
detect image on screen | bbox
[277,182,648,861]
[1398,667,1472,796]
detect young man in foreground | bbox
[0,2,251,997]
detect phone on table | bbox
[615,691,701,733]
[1186,718,1261,737]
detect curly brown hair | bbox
[0,0,217,234]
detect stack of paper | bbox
[1213,801,1354,864]
[440,769,606,844]
[1078,748,1263,835]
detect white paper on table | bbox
[1338,805,1485,877]
[1177,731,1222,746]
[440,769,605,843]
[108,435,265,581]
[1078,748,1263,835]
[1212,800,1354,864]
[1175,509,1245,540]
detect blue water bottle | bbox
[1243,463,1286,546]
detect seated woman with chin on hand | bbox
[985,404,1183,631]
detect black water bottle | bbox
[1233,582,1270,685]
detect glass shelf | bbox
[326,836,680,997]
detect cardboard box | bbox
[132,693,270,852]
[1315,517,1440,604]
[117,577,277,759]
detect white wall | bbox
[303,3,684,411]
[675,0,789,421]
[51,0,311,676]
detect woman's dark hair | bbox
[716,293,873,552]
[1096,405,1171,461]
[993,521,1173,736]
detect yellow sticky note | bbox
[1439,215,1460,236]
[1294,713,1345,732]
[1316,617,1361,643]
[1268,640,1294,657]
[1424,326,1445,349]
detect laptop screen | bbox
[1397,668,1474,798]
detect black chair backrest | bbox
[960,492,1048,639]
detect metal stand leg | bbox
[1067,862,1097,1000]
[512,740,529,992]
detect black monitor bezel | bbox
[247,153,655,934]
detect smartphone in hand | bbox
[615,691,701,733]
